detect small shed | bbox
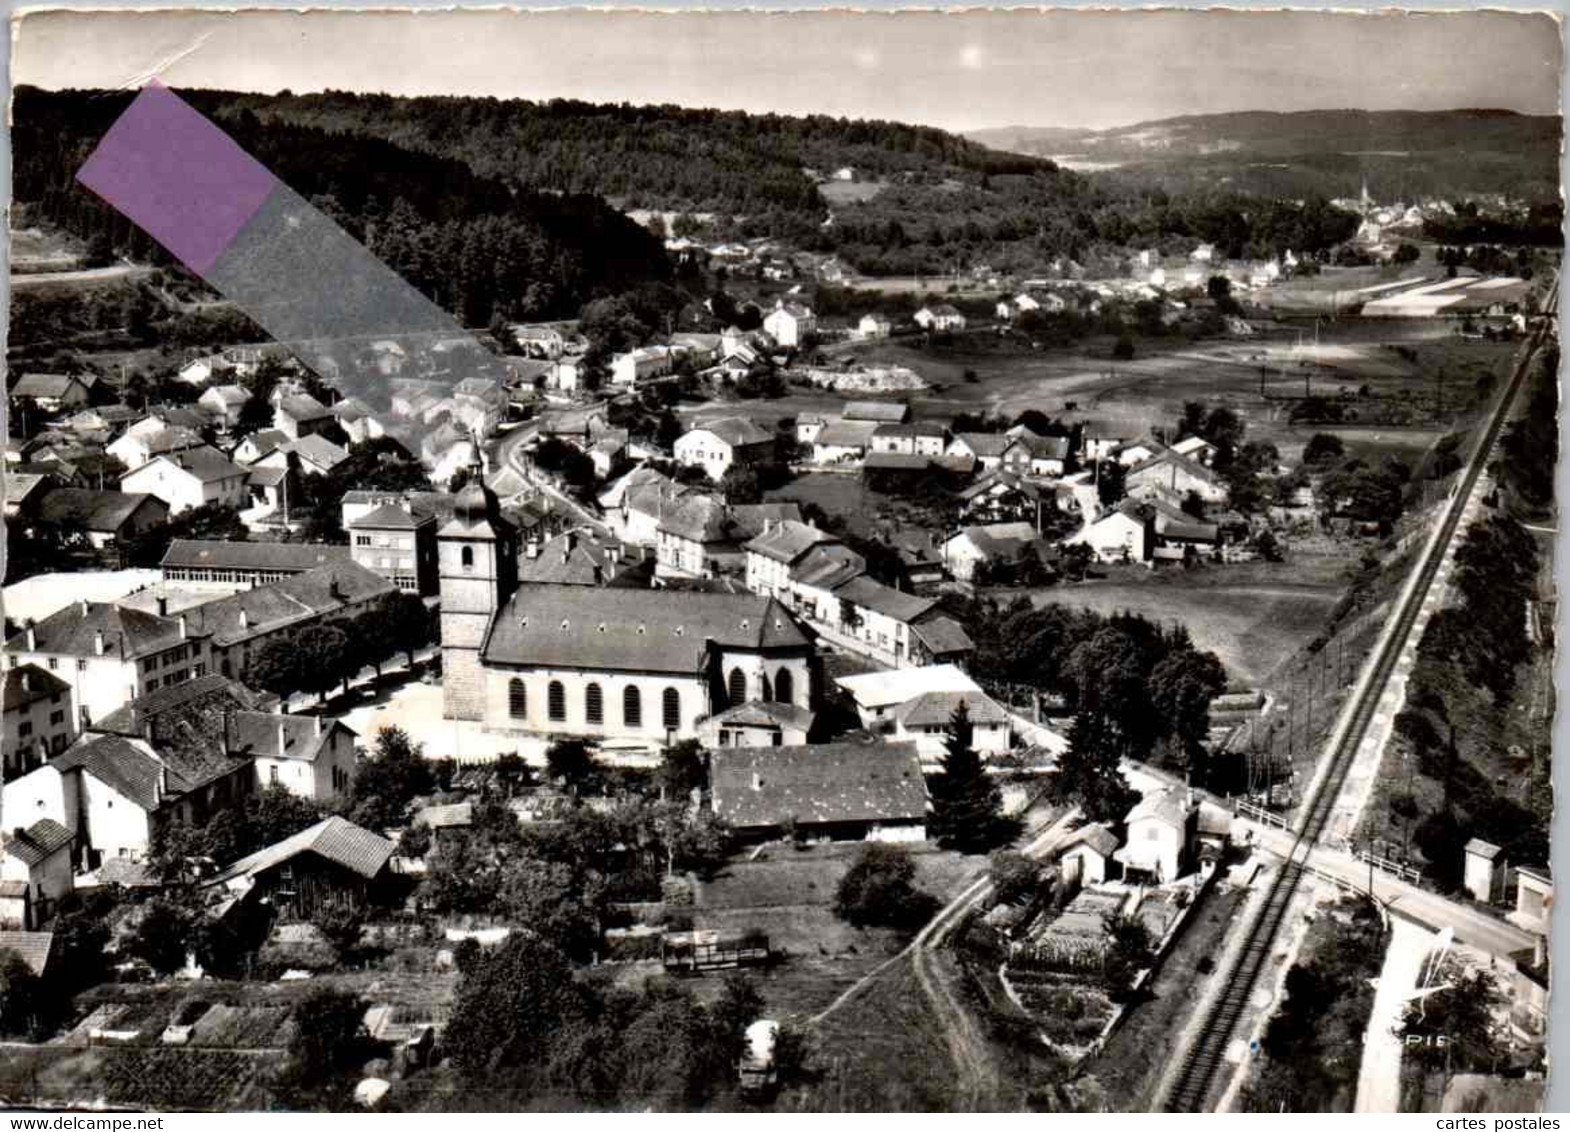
[1463,838,1505,904]
[1060,824,1119,886]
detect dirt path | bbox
[1355,915,1435,1112]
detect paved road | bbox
[1355,915,1436,1113]
[497,420,612,536]
[1240,819,1533,958]
[10,262,154,288]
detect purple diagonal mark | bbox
[75,81,279,275]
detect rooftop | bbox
[836,663,982,710]
[161,539,353,574]
[710,741,926,830]
[1,664,71,712]
[686,416,774,449]
[2,819,73,867]
[208,816,396,887]
[483,585,810,675]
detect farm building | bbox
[206,816,397,921]
[709,740,928,842]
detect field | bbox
[818,180,888,206]
[685,841,985,1019]
[1018,557,1350,689]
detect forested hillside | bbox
[13,87,672,324]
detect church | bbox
[439,475,818,744]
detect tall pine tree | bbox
[1048,711,1139,824]
[929,702,1011,854]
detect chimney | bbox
[763,518,775,535]
[1534,932,1547,968]
[94,630,106,656]
[25,625,36,651]
[278,719,288,754]
[751,770,763,792]
[315,714,324,738]
[591,565,604,586]
[156,596,168,618]
[566,531,578,554]
[157,763,168,803]
[238,609,249,630]
[79,599,89,616]
[178,614,188,640]
[526,539,540,560]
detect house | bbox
[762,302,817,348]
[857,314,893,340]
[598,466,691,547]
[812,420,880,465]
[205,816,396,921]
[946,433,1013,471]
[610,346,675,386]
[710,741,927,842]
[198,385,252,429]
[0,819,75,929]
[1002,429,1070,478]
[656,496,801,580]
[697,700,817,749]
[1059,824,1119,886]
[588,432,628,480]
[451,378,507,439]
[745,519,844,602]
[3,665,77,779]
[3,601,213,726]
[232,429,291,466]
[256,433,351,478]
[842,401,910,425]
[1190,243,1215,263]
[273,394,336,440]
[331,398,389,445]
[822,575,969,670]
[955,471,1046,524]
[1114,787,1199,883]
[794,414,828,446]
[161,539,354,591]
[673,417,776,482]
[1071,500,1155,563]
[348,505,439,595]
[869,421,948,457]
[0,932,55,979]
[1171,435,1218,466]
[836,664,985,728]
[5,730,252,866]
[1511,864,1553,935]
[881,529,946,594]
[519,528,639,588]
[177,354,231,385]
[1125,451,1229,506]
[884,688,1011,761]
[1110,439,1162,467]
[3,472,54,519]
[1149,498,1220,553]
[236,712,358,801]
[120,447,249,515]
[107,425,205,471]
[10,373,92,413]
[914,304,967,332]
[31,488,169,550]
[1082,432,1130,463]
[243,465,295,524]
[942,522,1043,583]
[512,324,566,359]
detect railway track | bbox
[1161,287,1559,1113]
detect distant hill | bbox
[967,109,1562,200]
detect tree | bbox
[348,726,434,831]
[989,850,1042,906]
[444,932,581,1079]
[129,899,193,975]
[0,949,51,1038]
[1048,712,1139,823]
[546,738,598,794]
[1103,913,1154,1000]
[832,843,938,929]
[382,590,433,666]
[1180,490,1207,519]
[718,463,762,505]
[244,636,302,700]
[1396,962,1506,1078]
[495,854,601,962]
[1111,335,1135,361]
[660,739,708,799]
[1302,433,1346,466]
[280,986,367,1096]
[311,903,367,958]
[928,702,1012,854]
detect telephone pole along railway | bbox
[1161,283,1560,1113]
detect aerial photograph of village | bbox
[0,4,1560,1116]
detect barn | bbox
[709,740,928,842]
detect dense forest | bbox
[12,88,673,324]
[42,87,1371,277]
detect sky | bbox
[11,7,1564,133]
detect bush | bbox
[832,844,939,930]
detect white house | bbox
[1171,435,1218,466]
[198,384,252,429]
[0,819,75,929]
[811,420,880,465]
[857,314,893,340]
[240,712,358,801]
[1114,787,1199,883]
[673,417,775,481]
[107,425,204,471]
[835,665,1007,758]
[1125,452,1229,506]
[120,446,249,515]
[1071,501,1154,563]
[611,346,674,387]
[914,304,966,332]
[763,302,817,349]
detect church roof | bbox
[482,585,810,675]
